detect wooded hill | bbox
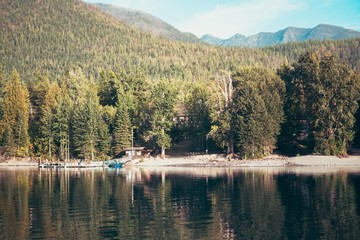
[93,3,199,43]
[1,0,360,82]
[1,0,360,160]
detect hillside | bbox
[93,3,199,43]
[0,0,359,81]
[202,24,360,47]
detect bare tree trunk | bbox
[227,134,234,158]
[48,138,51,160]
[161,147,165,158]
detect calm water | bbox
[1,167,360,240]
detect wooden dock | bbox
[38,161,105,169]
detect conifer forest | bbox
[1,0,360,160]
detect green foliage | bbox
[185,84,212,151]
[38,83,60,159]
[209,71,235,155]
[144,80,177,157]
[97,110,111,160]
[0,69,30,156]
[1,0,360,160]
[72,90,99,160]
[112,92,132,156]
[232,67,285,158]
[278,52,360,156]
[98,70,120,107]
[2,0,359,84]
[53,89,72,161]
[28,74,51,154]
[0,69,6,121]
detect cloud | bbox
[177,0,303,38]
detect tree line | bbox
[2,0,360,83]
[0,51,359,160]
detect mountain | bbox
[202,24,360,47]
[93,3,199,43]
[0,0,359,81]
[200,34,224,45]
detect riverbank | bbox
[125,154,360,167]
[2,154,360,168]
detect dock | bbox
[38,161,105,169]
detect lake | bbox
[1,167,360,239]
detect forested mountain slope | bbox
[0,0,359,81]
[93,3,199,43]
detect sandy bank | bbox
[125,154,360,168]
[0,158,38,167]
[2,154,360,168]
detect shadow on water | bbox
[0,167,360,239]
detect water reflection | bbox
[0,167,360,239]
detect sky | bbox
[84,0,360,39]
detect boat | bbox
[108,162,123,168]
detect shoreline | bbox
[2,154,360,168]
[125,154,360,167]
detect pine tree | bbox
[112,96,132,156]
[185,85,212,151]
[53,90,72,161]
[278,52,360,156]
[97,110,111,160]
[232,67,285,158]
[0,69,6,120]
[209,70,235,156]
[98,70,120,106]
[28,74,51,155]
[38,83,59,160]
[72,88,101,160]
[312,54,360,155]
[56,68,91,160]
[144,80,177,158]
[0,69,30,156]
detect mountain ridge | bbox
[90,3,360,48]
[202,24,360,47]
[0,0,359,82]
[92,3,199,43]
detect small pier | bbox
[38,161,104,169]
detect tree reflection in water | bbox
[0,167,360,239]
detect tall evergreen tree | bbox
[0,69,30,156]
[312,54,360,155]
[185,85,212,151]
[144,80,177,158]
[53,90,72,161]
[28,74,51,155]
[56,68,91,160]
[232,67,285,158]
[98,70,120,107]
[209,71,235,156]
[0,69,6,122]
[72,87,101,160]
[112,95,132,156]
[97,109,111,160]
[278,52,360,156]
[38,83,59,160]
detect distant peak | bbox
[232,33,246,38]
[201,24,360,48]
